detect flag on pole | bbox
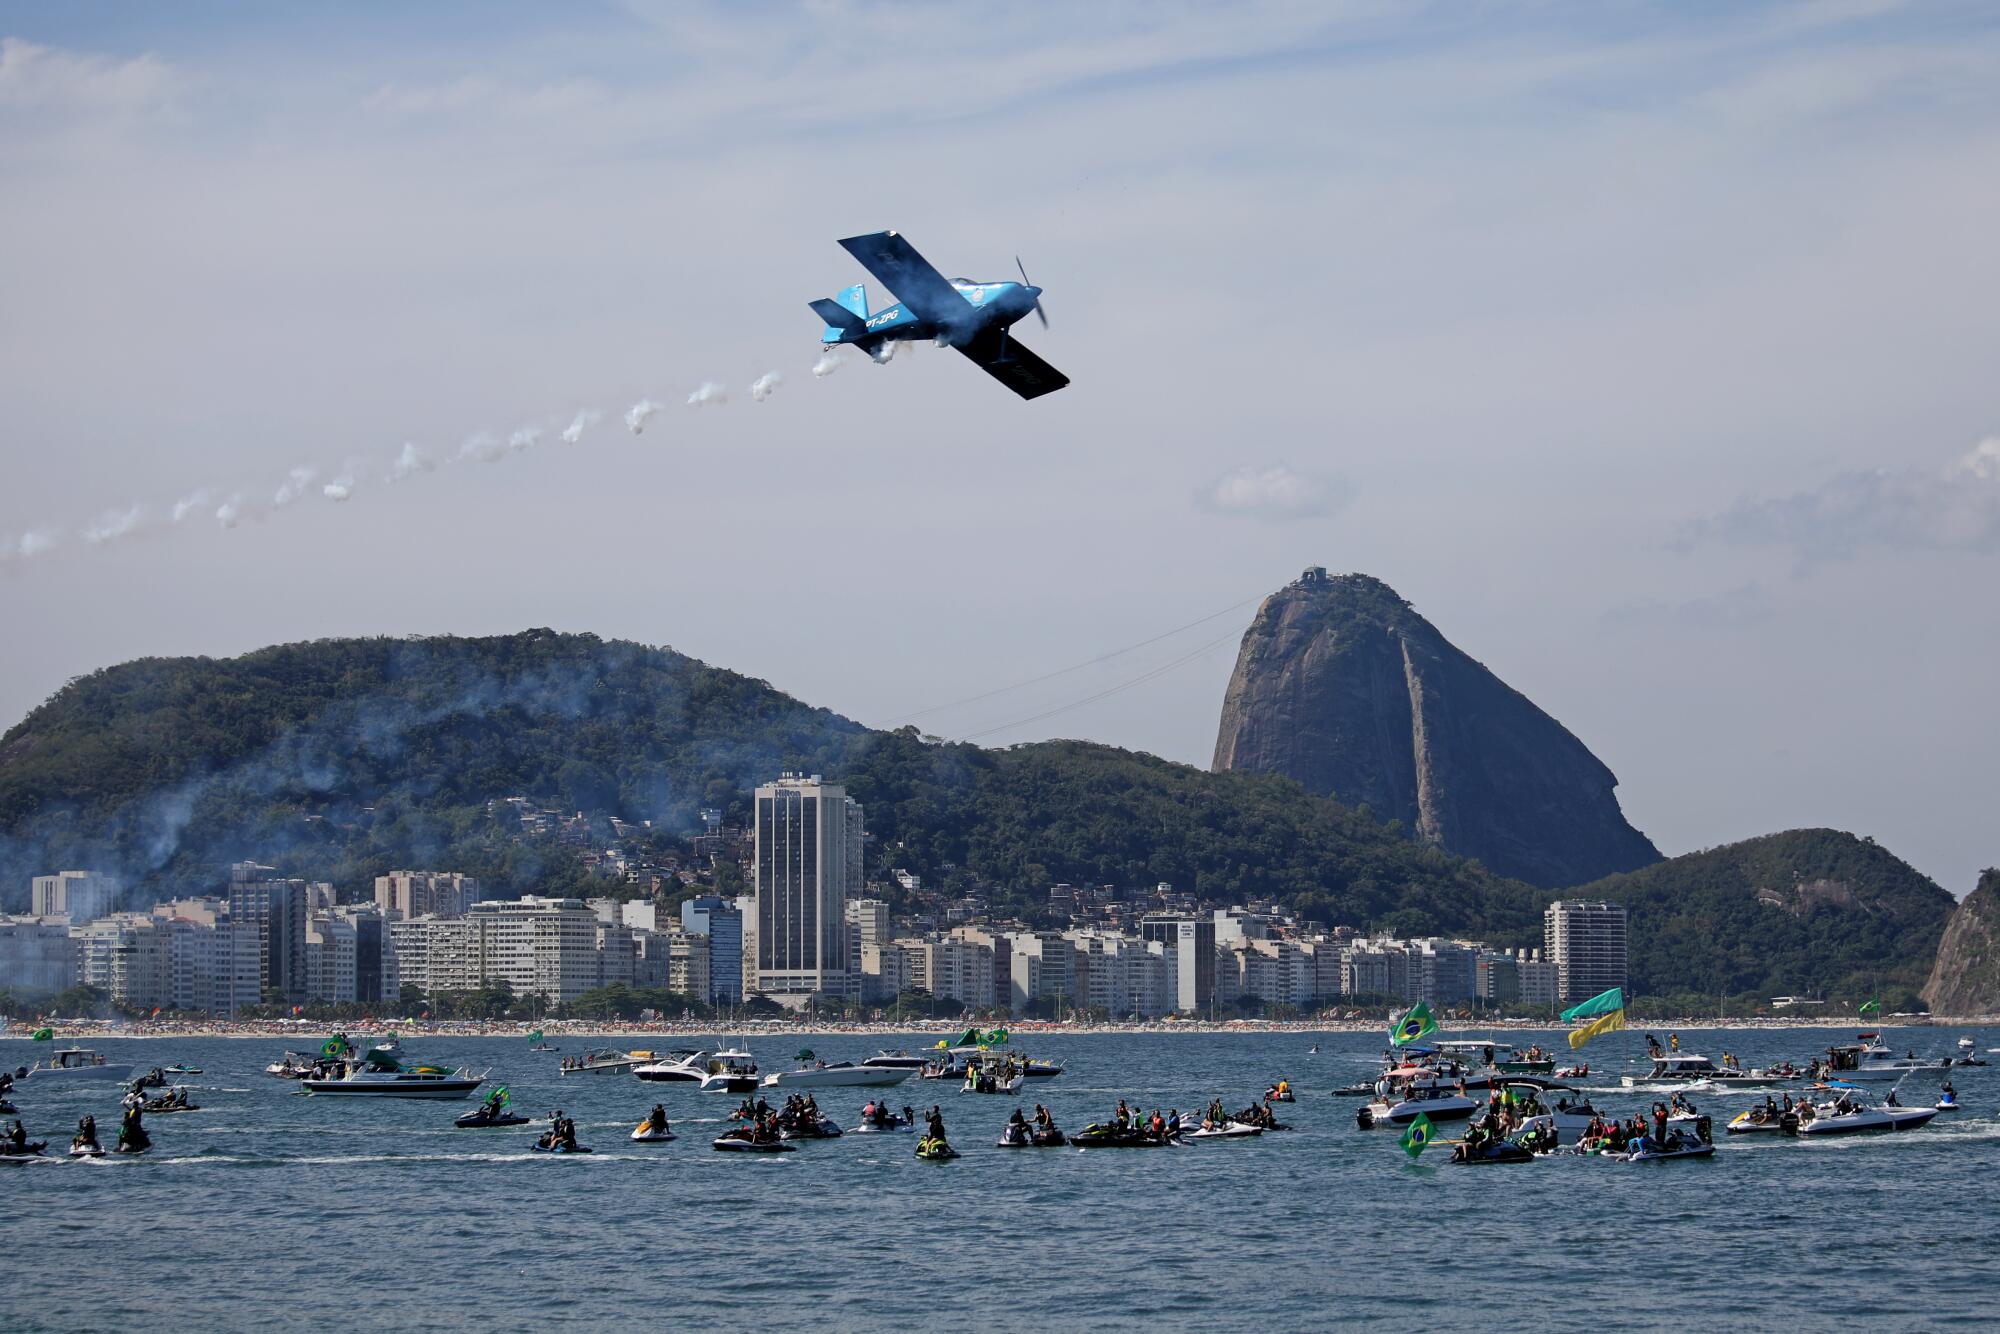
[527,1030,545,1045]
[1567,1007,1627,1050]
[1858,998,1880,1014]
[1559,987,1624,1022]
[1400,1111,1435,1160]
[1390,1001,1438,1048]
[31,1026,54,1041]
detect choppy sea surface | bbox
[6,1025,1999,1331]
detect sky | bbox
[2,1,1997,896]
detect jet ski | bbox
[1187,1121,1264,1141]
[1330,1082,1376,1098]
[69,1142,105,1158]
[455,1108,533,1128]
[915,1137,960,1161]
[0,1140,48,1158]
[0,1099,17,1116]
[1726,1107,1789,1135]
[530,1141,593,1154]
[1936,1090,1960,1111]
[1070,1122,1175,1148]
[779,1115,843,1141]
[850,1115,916,1134]
[141,1095,200,1114]
[712,1128,794,1153]
[163,1065,203,1076]
[1449,1139,1534,1164]
[631,1114,677,1142]
[1265,1085,1296,1103]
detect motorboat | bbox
[699,1048,762,1094]
[529,1042,559,1053]
[1357,1092,1479,1129]
[559,1048,659,1077]
[958,1055,1025,1096]
[762,1059,911,1090]
[633,1049,711,1083]
[1622,1054,1787,1088]
[1817,1034,1951,1083]
[1449,1139,1533,1165]
[162,1065,203,1076]
[1790,1091,1938,1136]
[266,1053,316,1079]
[1187,1121,1263,1141]
[861,1050,932,1071]
[303,1052,486,1099]
[21,1048,133,1083]
[1330,1081,1377,1098]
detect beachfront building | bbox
[30,870,120,923]
[1066,929,1172,1018]
[227,863,316,1002]
[749,775,860,1004]
[1545,899,1628,1005]
[1141,914,1216,1012]
[1006,931,1075,1013]
[72,913,173,1011]
[0,915,76,995]
[305,913,358,1004]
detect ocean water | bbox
[7,1025,1999,1331]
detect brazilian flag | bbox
[321,1036,351,1058]
[527,1030,545,1044]
[1858,998,1880,1015]
[31,1026,54,1041]
[1400,1111,1435,1161]
[493,1086,510,1107]
[1559,987,1624,1023]
[1390,1001,1438,1049]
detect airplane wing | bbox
[958,329,1070,400]
[838,232,970,327]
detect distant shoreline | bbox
[6,1015,1994,1042]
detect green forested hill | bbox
[0,632,1954,1003]
[1569,829,1956,1008]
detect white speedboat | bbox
[762,1060,912,1090]
[1819,1034,1952,1083]
[559,1048,659,1077]
[1186,1121,1263,1140]
[861,1050,932,1071]
[1356,1093,1479,1129]
[698,1048,761,1093]
[302,1055,486,1099]
[1622,1054,1787,1088]
[634,1050,716,1084]
[21,1048,133,1083]
[1790,1088,1937,1136]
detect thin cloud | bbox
[1676,438,2000,564]
[1197,463,1347,520]
[1603,582,1775,631]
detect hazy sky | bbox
[3,2,1997,896]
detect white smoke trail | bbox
[83,505,148,545]
[750,372,782,402]
[322,474,355,502]
[6,530,58,562]
[687,381,727,408]
[625,399,662,434]
[561,409,601,444]
[388,442,432,482]
[272,466,318,506]
[508,425,542,453]
[172,489,213,523]
[215,495,245,528]
[811,349,845,378]
[457,432,504,463]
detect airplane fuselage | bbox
[835,280,1041,360]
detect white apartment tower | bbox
[1544,899,1629,1005]
[752,775,860,1002]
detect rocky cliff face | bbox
[1212,570,1660,888]
[1923,871,2000,1015]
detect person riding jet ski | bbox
[72,1115,102,1154]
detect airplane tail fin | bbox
[835,283,867,319]
[810,295,866,343]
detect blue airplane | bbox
[809,231,1069,400]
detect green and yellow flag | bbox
[1559,987,1624,1022]
[1390,1001,1438,1049]
[1858,998,1880,1015]
[1567,1007,1627,1050]
[1400,1111,1435,1161]
[31,1026,54,1041]
[526,1030,545,1045]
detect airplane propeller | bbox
[1016,256,1049,329]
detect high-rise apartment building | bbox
[374,871,482,921]
[751,775,859,1002]
[1141,913,1216,1012]
[681,895,743,1004]
[31,870,120,923]
[0,916,77,994]
[228,863,311,1001]
[1544,899,1628,1005]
